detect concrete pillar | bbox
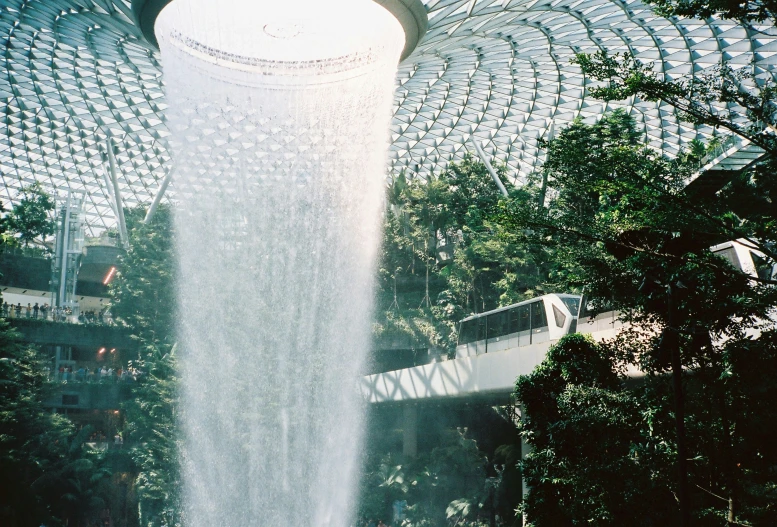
[54,345,63,374]
[402,404,418,459]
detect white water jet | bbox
[155,1,404,524]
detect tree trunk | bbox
[667,287,691,526]
[420,238,431,308]
[719,387,736,524]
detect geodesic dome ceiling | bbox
[1,0,776,233]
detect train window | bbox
[752,252,774,280]
[561,297,580,317]
[487,310,509,339]
[510,305,530,333]
[713,247,741,270]
[552,305,566,328]
[459,320,478,345]
[477,317,487,342]
[530,301,548,331]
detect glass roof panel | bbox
[0,0,775,233]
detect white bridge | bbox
[361,297,623,404]
[362,234,774,406]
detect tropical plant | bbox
[359,430,493,527]
[4,182,56,249]
[375,156,556,359]
[111,204,181,527]
[515,334,677,526]
[500,109,777,525]
[0,317,82,527]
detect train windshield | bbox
[560,296,581,317]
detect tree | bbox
[31,427,116,527]
[111,205,176,343]
[359,429,491,527]
[515,334,677,526]
[110,204,181,527]
[499,109,777,525]
[646,0,777,24]
[566,9,777,522]
[5,183,56,249]
[571,9,777,268]
[0,318,77,526]
[374,157,554,357]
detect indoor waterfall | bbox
[155,1,405,524]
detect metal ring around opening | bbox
[131,0,428,62]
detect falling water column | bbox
[155,1,405,524]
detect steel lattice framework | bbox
[1,0,776,233]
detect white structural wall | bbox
[361,311,625,403]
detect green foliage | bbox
[560,22,777,521]
[31,428,117,527]
[499,109,776,325]
[123,345,180,527]
[501,109,777,524]
[111,206,176,344]
[571,48,777,161]
[111,204,181,527]
[0,317,106,527]
[646,0,777,24]
[515,335,676,526]
[376,157,556,355]
[516,330,777,526]
[359,430,491,527]
[4,183,56,249]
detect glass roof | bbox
[1,0,775,234]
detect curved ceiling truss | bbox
[0,0,775,233]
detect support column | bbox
[54,345,63,375]
[57,192,72,308]
[144,167,174,224]
[402,404,418,459]
[107,141,129,248]
[469,137,509,197]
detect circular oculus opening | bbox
[133,0,428,62]
[155,0,402,64]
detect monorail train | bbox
[710,239,776,281]
[456,294,582,359]
[455,240,774,360]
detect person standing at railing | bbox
[14,303,21,318]
[33,302,39,319]
[25,303,31,318]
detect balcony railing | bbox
[47,371,139,384]
[3,309,115,325]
